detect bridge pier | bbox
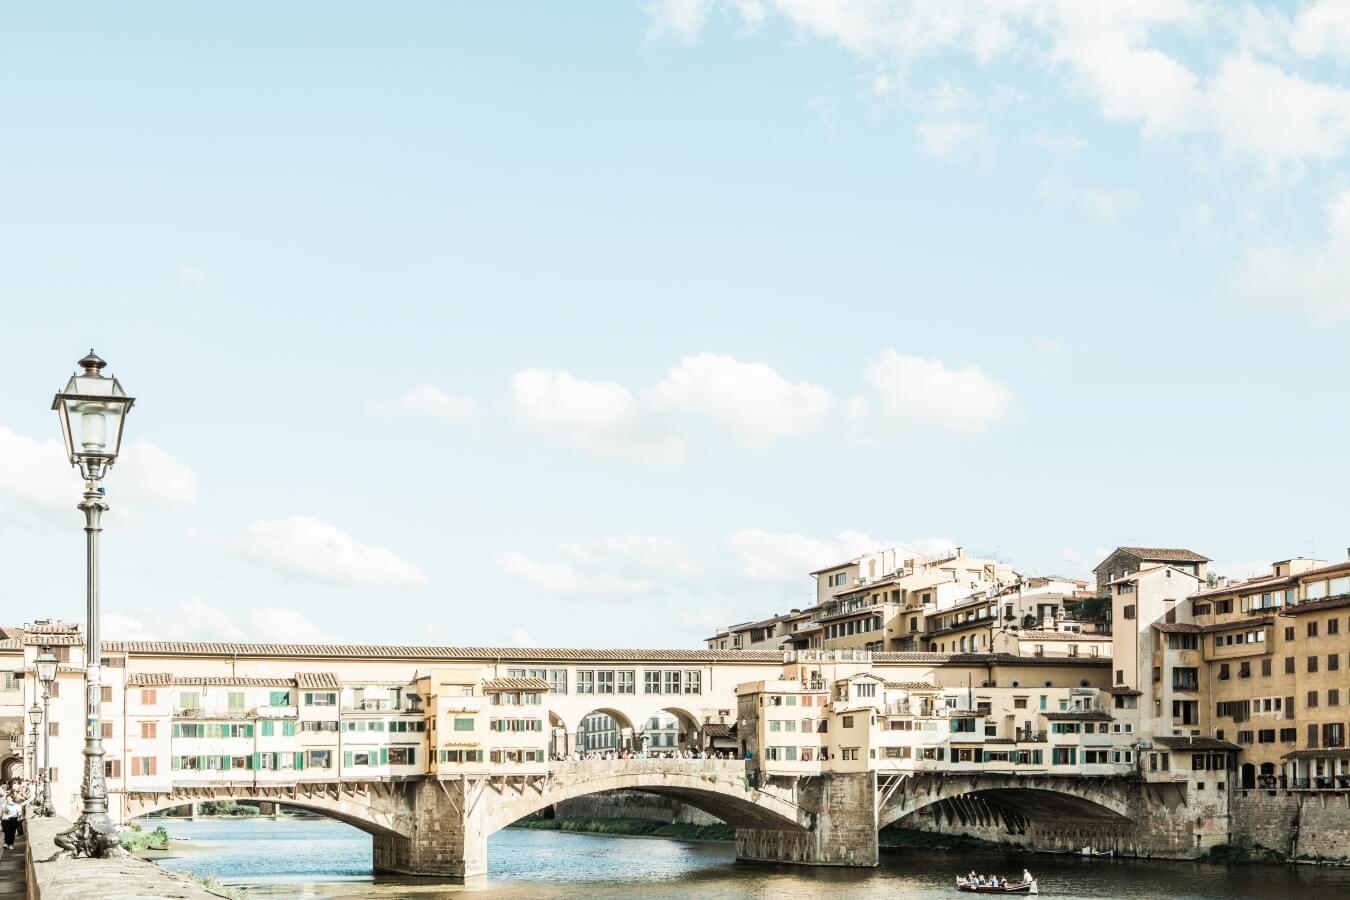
[736,772,879,868]
[372,779,487,883]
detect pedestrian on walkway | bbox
[1,791,24,850]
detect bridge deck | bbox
[0,824,26,900]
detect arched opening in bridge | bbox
[0,754,23,783]
[883,785,1131,849]
[575,708,638,753]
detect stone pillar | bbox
[736,771,878,868]
[372,778,487,882]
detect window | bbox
[388,747,416,765]
[842,715,855,728]
[644,671,661,694]
[1307,690,1319,709]
[1308,622,1320,638]
[179,691,201,709]
[100,722,113,739]
[1218,664,1230,681]
[841,748,859,761]
[1215,599,1233,614]
[140,689,157,705]
[268,690,292,706]
[547,669,568,694]
[1122,605,1136,620]
[47,721,58,737]
[685,671,702,694]
[306,750,332,769]
[596,670,615,694]
[100,685,112,703]
[1308,656,1319,674]
[1261,658,1272,677]
[1331,689,1342,707]
[139,721,156,739]
[1281,728,1297,742]
[1286,657,1295,674]
[304,692,336,706]
[618,670,635,694]
[1331,619,1342,636]
[1330,654,1341,672]
[664,670,683,694]
[855,682,876,699]
[131,757,156,776]
[577,670,595,694]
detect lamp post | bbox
[28,703,41,783]
[35,649,58,816]
[51,350,134,859]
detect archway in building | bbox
[1241,762,1257,790]
[575,708,638,754]
[0,754,23,784]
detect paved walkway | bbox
[0,822,27,900]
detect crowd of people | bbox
[553,748,737,762]
[2,778,35,851]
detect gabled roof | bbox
[127,673,294,688]
[1095,547,1209,572]
[884,681,940,691]
[1153,736,1239,751]
[296,672,341,689]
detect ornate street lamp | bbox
[51,350,134,859]
[27,707,41,783]
[35,649,58,816]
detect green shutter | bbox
[408,747,415,765]
[252,752,260,770]
[380,747,388,765]
[199,755,208,770]
[344,751,353,768]
[261,721,273,737]
[295,751,305,769]
[246,724,254,738]
[172,723,179,738]
[304,692,313,705]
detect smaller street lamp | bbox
[35,650,58,816]
[28,703,42,788]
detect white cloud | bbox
[1238,187,1350,321]
[239,517,426,588]
[849,350,1014,436]
[647,0,714,42]
[1041,176,1135,224]
[727,528,884,581]
[648,353,834,442]
[916,119,995,166]
[1033,338,1062,353]
[106,601,330,642]
[0,427,195,515]
[495,534,705,600]
[508,628,537,647]
[655,1,1350,169]
[384,384,475,421]
[1213,559,1272,582]
[512,368,686,463]
[177,264,208,288]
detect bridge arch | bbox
[1,754,22,783]
[483,760,807,835]
[878,773,1131,833]
[123,784,415,838]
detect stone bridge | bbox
[124,764,1203,878]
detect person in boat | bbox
[1022,868,1033,884]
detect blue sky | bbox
[2,2,1349,648]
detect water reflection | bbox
[138,817,1350,899]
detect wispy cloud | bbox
[848,351,1015,438]
[239,517,426,588]
[1239,187,1350,321]
[383,384,476,421]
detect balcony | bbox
[173,708,247,720]
[1015,729,1047,743]
[342,700,406,714]
[1171,680,1200,692]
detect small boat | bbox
[956,876,1038,894]
[1078,846,1113,858]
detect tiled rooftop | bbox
[482,677,550,692]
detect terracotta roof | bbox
[296,672,341,689]
[482,677,549,692]
[702,722,736,738]
[1152,736,1239,751]
[1192,573,1294,598]
[1019,630,1105,642]
[1153,623,1202,633]
[127,673,294,687]
[22,634,83,646]
[1284,594,1350,615]
[1103,686,1143,696]
[1115,547,1210,564]
[873,651,1109,667]
[1044,710,1112,722]
[885,681,941,691]
[104,642,788,663]
[0,639,20,651]
[1283,748,1350,760]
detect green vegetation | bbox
[512,816,735,842]
[184,873,247,899]
[1202,843,1288,864]
[120,824,171,852]
[196,800,260,816]
[878,826,1004,851]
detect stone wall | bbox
[26,815,227,899]
[551,790,721,825]
[372,779,487,882]
[737,771,879,867]
[1231,789,1350,861]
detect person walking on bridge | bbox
[1,789,24,851]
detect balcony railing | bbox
[1015,729,1047,743]
[173,708,248,719]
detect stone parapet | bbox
[26,814,227,899]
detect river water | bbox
[136,817,1350,899]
